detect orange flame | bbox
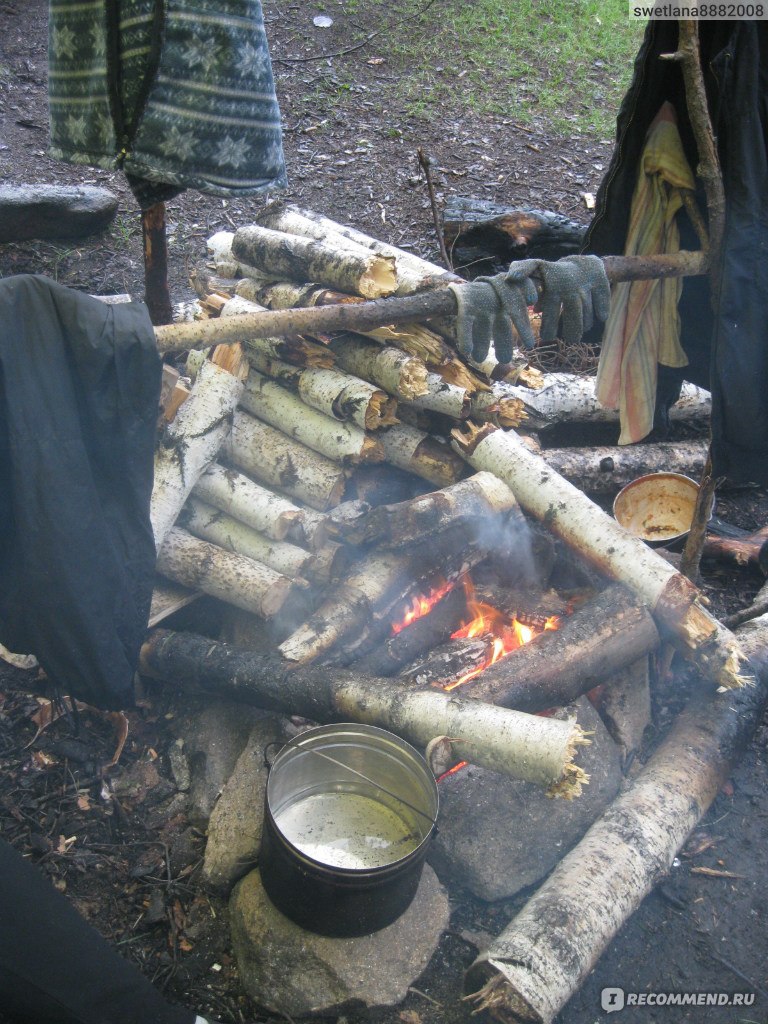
[445,578,559,690]
[391,579,453,635]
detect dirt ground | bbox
[0,3,767,1024]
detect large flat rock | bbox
[230,864,449,1016]
[0,184,118,242]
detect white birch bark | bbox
[156,528,296,619]
[241,370,383,464]
[193,462,302,541]
[226,410,347,511]
[151,360,244,550]
[410,373,469,418]
[329,335,429,400]
[454,425,749,689]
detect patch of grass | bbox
[337,0,644,136]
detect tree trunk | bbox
[382,423,468,488]
[464,613,768,1024]
[241,370,383,465]
[541,440,709,495]
[140,628,590,795]
[225,410,348,511]
[150,353,247,549]
[232,225,397,299]
[453,423,750,691]
[465,585,660,711]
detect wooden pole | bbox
[141,202,173,326]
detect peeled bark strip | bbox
[180,498,345,585]
[329,334,429,400]
[241,370,383,465]
[466,585,660,711]
[465,614,768,1023]
[194,462,301,541]
[151,355,246,549]
[226,410,347,511]
[541,440,709,495]
[382,423,468,488]
[324,472,520,547]
[494,373,712,432]
[245,350,397,430]
[156,528,297,619]
[141,628,590,794]
[453,423,749,690]
[232,225,397,300]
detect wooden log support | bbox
[465,584,660,711]
[140,628,591,795]
[232,225,398,299]
[452,423,750,690]
[464,613,768,1023]
[156,528,302,620]
[241,370,384,465]
[150,349,248,550]
[225,410,348,512]
[541,439,709,495]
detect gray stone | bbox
[174,702,268,827]
[0,184,118,242]
[230,865,449,1016]
[202,713,289,891]
[428,696,622,901]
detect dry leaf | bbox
[399,1012,422,1024]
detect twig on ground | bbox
[417,147,452,270]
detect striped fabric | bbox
[49,0,287,207]
[595,102,695,445]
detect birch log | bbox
[409,373,469,418]
[383,423,468,488]
[465,613,768,1023]
[329,335,429,400]
[225,410,347,511]
[156,528,299,619]
[150,353,247,549]
[245,350,397,430]
[452,423,749,690]
[180,498,346,585]
[219,294,335,369]
[194,462,302,541]
[541,440,709,495]
[141,628,590,795]
[241,370,383,465]
[232,226,397,299]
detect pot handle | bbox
[263,740,284,770]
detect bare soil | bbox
[0,3,767,1024]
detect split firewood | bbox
[464,611,768,1023]
[541,440,709,495]
[329,334,429,400]
[241,370,384,466]
[323,472,522,548]
[468,388,527,428]
[466,585,660,711]
[180,498,347,586]
[141,628,591,795]
[452,422,750,690]
[381,423,468,488]
[189,264,238,301]
[231,225,397,300]
[156,528,304,620]
[150,346,248,549]
[245,349,397,431]
[218,293,336,369]
[224,410,347,511]
[398,635,497,689]
[279,525,489,664]
[193,462,303,542]
[351,585,469,676]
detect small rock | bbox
[0,184,118,242]
[230,865,449,1016]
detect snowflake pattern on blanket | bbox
[48,0,287,207]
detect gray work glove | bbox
[508,255,611,344]
[448,272,538,363]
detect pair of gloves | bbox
[448,255,611,364]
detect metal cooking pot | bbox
[259,723,438,937]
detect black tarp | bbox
[0,275,161,710]
[585,20,768,485]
